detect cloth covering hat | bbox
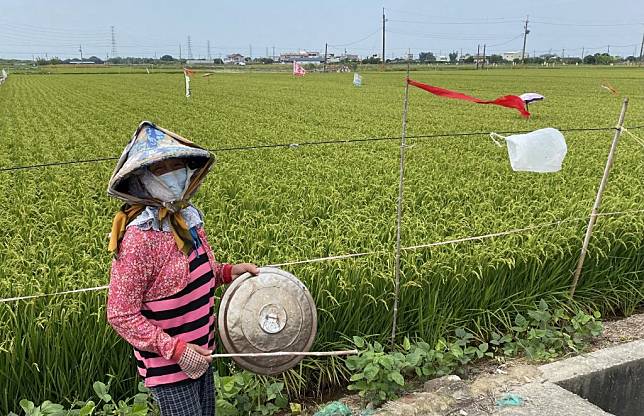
[107,121,215,256]
[107,120,215,209]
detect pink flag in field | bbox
[293,61,306,76]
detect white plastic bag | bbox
[505,127,567,173]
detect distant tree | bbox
[625,55,637,62]
[418,51,436,63]
[449,51,458,63]
[361,56,381,64]
[595,53,614,65]
[463,55,474,63]
[160,54,174,61]
[87,56,103,64]
[488,54,504,64]
[564,57,582,65]
[583,54,596,64]
[213,58,224,64]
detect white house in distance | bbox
[502,51,526,61]
[224,54,245,64]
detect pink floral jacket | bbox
[107,226,232,361]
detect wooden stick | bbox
[391,55,411,344]
[570,97,629,298]
[210,349,358,358]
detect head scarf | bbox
[107,121,215,255]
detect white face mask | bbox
[140,166,195,202]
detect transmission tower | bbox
[187,36,193,59]
[207,40,211,60]
[110,26,117,57]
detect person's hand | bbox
[177,343,212,379]
[231,263,259,280]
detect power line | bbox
[1,126,642,173]
[327,28,381,48]
[530,19,644,27]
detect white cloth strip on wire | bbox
[1,208,642,304]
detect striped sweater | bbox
[107,226,232,387]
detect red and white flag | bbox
[407,78,530,118]
[293,61,306,76]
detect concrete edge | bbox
[539,339,644,383]
[495,381,612,415]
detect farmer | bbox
[106,121,258,415]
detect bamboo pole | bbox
[391,57,411,344]
[211,349,358,358]
[570,98,628,298]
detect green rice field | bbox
[0,66,642,413]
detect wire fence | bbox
[2,208,643,304]
[1,104,643,349]
[1,125,643,173]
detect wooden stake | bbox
[570,98,628,298]
[391,57,411,344]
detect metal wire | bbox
[1,126,641,173]
[2,208,641,304]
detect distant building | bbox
[436,55,449,63]
[224,54,244,64]
[339,53,359,61]
[502,51,525,61]
[279,51,322,64]
[186,59,214,66]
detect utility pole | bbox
[249,44,252,59]
[324,42,328,72]
[79,45,83,60]
[207,40,211,60]
[187,36,193,59]
[581,47,585,61]
[476,44,480,69]
[562,48,565,63]
[265,46,268,58]
[110,26,117,58]
[639,33,644,66]
[382,7,386,69]
[521,15,529,64]
[607,45,610,55]
[482,44,486,69]
[272,45,276,61]
[179,44,182,61]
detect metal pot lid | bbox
[217,267,317,375]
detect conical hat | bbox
[107,121,215,207]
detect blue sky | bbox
[0,0,642,59]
